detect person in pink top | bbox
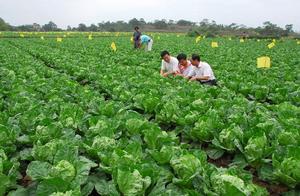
[176,53,193,78]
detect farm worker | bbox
[160,50,180,77]
[140,34,153,51]
[176,53,193,78]
[133,26,141,49]
[187,54,217,86]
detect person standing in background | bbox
[133,26,141,49]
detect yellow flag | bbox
[240,39,245,43]
[177,35,180,37]
[63,35,67,38]
[297,41,300,45]
[195,36,201,43]
[20,33,25,38]
[257,56,271,68]
[257,39,260,42]
[41,36,44,40]
[211,42,218,48]
[272,39,276,43]
[111,42,117,52]
[57,38,63,42]
[268,42,275,49]
[130,36,134,42]
[158,36,160,40]
[228,37,232,40]
[88,34,93,40]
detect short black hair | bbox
[177,53,187,61]
[191,54,201,61]
[134,26,139,30]
[161,50,170,58]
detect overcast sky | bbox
[1,0,300,31]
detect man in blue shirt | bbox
[140,34,153,51]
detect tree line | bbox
[0,17,298,38]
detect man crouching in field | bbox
[187,54,217,86]
[176,53,193,78]
[160,50,180,77]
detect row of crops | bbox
[0,35,299,195]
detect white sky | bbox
[1,0,300,31]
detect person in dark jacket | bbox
[133,26,141,49]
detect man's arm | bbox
[190,76,210,81]
[176,73,184,77]
[161,70,175,77]
[186,69,195,80]
[160,61,168,77]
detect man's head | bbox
[191,54,201,67]
[177,53,188,66]
[161,50,171,63]
[134,26,139,31]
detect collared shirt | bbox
[161,57,180,73]
[179,61,193,77]
[188,62,216,81]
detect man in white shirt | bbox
[160,50,180,77]
[187,54,217,86]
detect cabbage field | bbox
[0,33,300,195]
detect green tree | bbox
[153,20,168,29]
[42,21,58,31]
[139,18,146,25]
[89,24,98,31]
[0,17,9,31]
[285,24,293,34]
[129,18,140,28]
[78,23,87,31]
[177,19,193,26]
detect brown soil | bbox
[253,176,289,196]
[207,155,290,195]
[20,175,32,187]
[207,153,233,168]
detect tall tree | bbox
[153,20,168,29]
[78,23,87,31]
[0,17,10,31]
[129,18,140,27]
[89,24,98,31]
[285,24,293,34]
[42,21,58,31]
[177,19,193,26]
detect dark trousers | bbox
[134,40,139,49]
[200,79,217,86]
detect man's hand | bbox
[190,77,198,81]
[163,72,169,77]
